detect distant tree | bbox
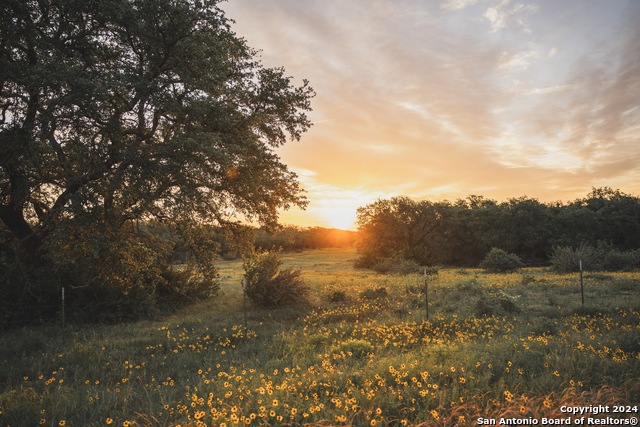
[582,187,640,250]
[500,197,553,264]
[355,197,443,266]
[353,189,640,271]
[0,0,314,321]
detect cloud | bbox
[483,0,538,33]
[523,84,577,95]
[498,46,540,70]
[223,0,640,226]
[440,0,480,11]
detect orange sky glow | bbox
[222,0,640,230]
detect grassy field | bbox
[1,247,639,427]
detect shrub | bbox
[326,290,349,303]
[156,267,219,308]
[550,244,638,272]
[602,249,639,272]
[359,286,388,301]
[474,297,494,316]
[499,295,520,314]
[242,249,308,307]
[480,248,524,273]
[353,254,377,269]
[372,257,422,275]
[549,243,604,273]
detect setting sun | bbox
[279,187,383,231]
[224,1,640,229]
[319,206,357,231]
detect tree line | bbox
[145,222,356,263]
[355,187,640,269]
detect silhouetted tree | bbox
[0,0,314,322]
[355,189,640,269]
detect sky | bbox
[221,0,640,230]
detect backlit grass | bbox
[1,248,638,426]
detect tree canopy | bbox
[0,0,314,323]
[356,188,640,269]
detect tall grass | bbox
[1,248,638,426]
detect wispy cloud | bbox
[222,0,640,227]
[440,0,480,12]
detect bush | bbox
[550,244,638,272]
[242,249,308,307]
[602,249,639,272]
[474,297,494,317]
[480,248,524,273]
[326,290,349,303]
[549,243,603,273]
[359,286,388,301]
[372,257,422,275]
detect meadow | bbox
[1,248,638,427]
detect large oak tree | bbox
[0,0,314,320]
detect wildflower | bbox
[106,418,113,425]
[58,420,66,426]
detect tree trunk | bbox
[0,204,46,266]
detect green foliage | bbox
[602,249,640,272]
[372,257,422,275]
[242,250,308,307]
[333,339,374,359]
[359,286,388,301]
[0,0,314,323]
[326,290,349,303]
[550,244,601,273]
[550,243,638,272]
[354,188,640,270]
[45,221,219,322]
[355,197,445,267]
[480,248,524,272]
